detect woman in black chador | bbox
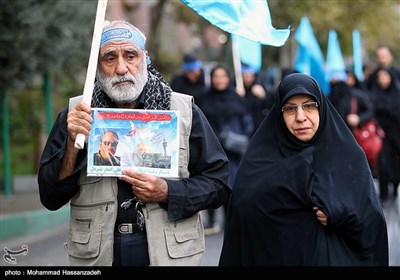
[369,68,400,202]
[198,64,253,232]
[219,73,388,266]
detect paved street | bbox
[0,221,224,267]
[383,196,400,266]
[1,196,399,267]
[0,207,226,267]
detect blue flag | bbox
[325,29,347,86]
[232,34,262,72]
[181,0,290,47]
[353,29,364,81]
[294,17,328,94]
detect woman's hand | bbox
[313,206,328,226]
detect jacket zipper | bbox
[70,201,114,211]
[145,206,150,219]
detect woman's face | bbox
[346,73,356,87]
[211,67,230,91]
[377,69,391,90]
[282,94,320,142]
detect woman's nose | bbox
[295,107,307,121]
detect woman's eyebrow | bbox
[285,98,314,105]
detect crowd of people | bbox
[38,19,398,266]
[170,46,399,235]
[326,45,400,203]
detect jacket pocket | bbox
[78,174,102,185]
[163,219,204,259]
[67,205,105,259]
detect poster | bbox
[87,108,180,177]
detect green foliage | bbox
[0,0,97,91]
[268,0,400,60]
[10,142,36,174]
[154,49,182,84]
[0,0,97,175]
[0,86,42,175]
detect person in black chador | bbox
[198,64,253,235]
[219,73,388,266]
[93,130,121,166]
[369,68,400,203]
[239,63,274,135]
[328,77,379,177]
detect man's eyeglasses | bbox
[281,102,319,115]
[103,141,118,147]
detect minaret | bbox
[162,138,167,157]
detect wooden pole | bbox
[74,0,108,149]
[232,36,244,97]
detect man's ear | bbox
[145,50,151,64]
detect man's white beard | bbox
[96,67,148,105]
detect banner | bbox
[181,0,290,47]
[353,29,364,81]
[325,29,347,85]
[294,16,328,94]
[232,34,262,72]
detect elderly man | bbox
[38,20,230,266]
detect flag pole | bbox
[74,0,108,149]
[232,37,244,97]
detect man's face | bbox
[97,40,148,105]
[100,132,119,160]
[376,47,393,68]
[185,69,201,83]
[242,72,255,87]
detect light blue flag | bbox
[325,29,347,86]
[353,29,364,81]
[294,17,328,94]
[181,0,290,47]
[232,34,262,72]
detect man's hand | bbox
[67,102,93,142]
[251,84,266,100]
[59,102,92,180]
[119,170,169,203]
[236,86,245,97]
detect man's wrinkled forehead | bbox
[100,25,145,50]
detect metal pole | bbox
[43,72,53,134]
[2,90,12,196]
